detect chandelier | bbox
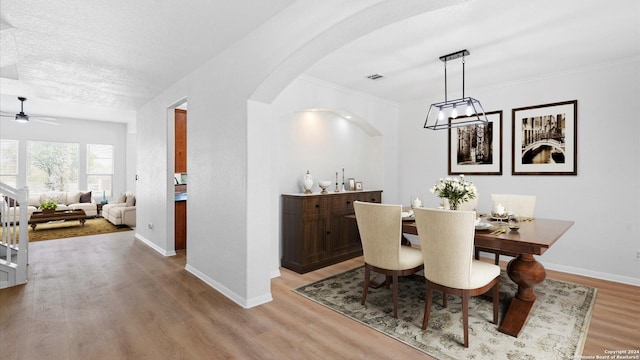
[424,49,488,130]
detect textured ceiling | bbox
[0,0,638,123]
[0,0,293,121]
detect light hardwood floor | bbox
[1,232,638,359]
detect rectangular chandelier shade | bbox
[424,96,487,130]
[424,49,488,130]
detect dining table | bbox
[401,216,574,338]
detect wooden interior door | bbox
[175,109,187,173]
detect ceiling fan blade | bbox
[2,97,59,125]
[0,112,59,125]
[33,117,60,125]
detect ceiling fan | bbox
[0,97,59,125]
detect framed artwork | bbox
[448,110,503,175]
[348,178,355,191]
[512,100,577,175]
[355,181,363,191]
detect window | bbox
[2,140,117,195]
[87,144,113,197]
[27,141,79,192]
[0,139,19,188]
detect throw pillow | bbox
[117,193,127,203]
[79,191,92,203]
[67,191,81,204]
[3,195,18,207]
[125,194,136,207]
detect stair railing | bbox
[0,183,29,287]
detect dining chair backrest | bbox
[490,194,536,218]
[413,208,476,289]
[353,201,403,270]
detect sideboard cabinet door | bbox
[281,190,382,273]
[328,194,363,260]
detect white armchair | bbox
[102,192,136,227]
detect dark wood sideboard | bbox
[281,190,382,273]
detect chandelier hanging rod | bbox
[441,49,469,102]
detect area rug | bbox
[294,266,596,360]
[1,217,132,242]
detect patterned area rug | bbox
[294,266,596,360]
[1,217,132,242]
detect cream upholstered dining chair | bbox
[413,207,500,348]
[475,194,537,264]
[353,201,424,318]
[490,193,536,218]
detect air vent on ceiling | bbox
[366,73,384,80]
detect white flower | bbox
[429,175,477,208]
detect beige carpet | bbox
[295,266,596,360]
[1,217,132,242]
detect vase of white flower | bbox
[429,174,477,210]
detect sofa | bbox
[1,190,97,223]
[102,192,136,227]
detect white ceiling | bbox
[305,0,640,103]
[0,0,638,123]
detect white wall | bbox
[266,76,399,274]
[0,116,128,200]
[399,59,640,284]
[134,1,448,308]
[126,131,137,193]
[271,76,398,195]
[276,111,383,194]
[134,86,186,257]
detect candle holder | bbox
[411,196,422,209]
[491,211,508,223]
[491,203,508,222]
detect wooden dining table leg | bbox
[498,253,546,337]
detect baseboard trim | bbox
[134,233,176,257]
[134,232,273,307]
[185,264,273,309]
[542,261,640,287]
[478,253,640,286]
[270,268,281,279]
